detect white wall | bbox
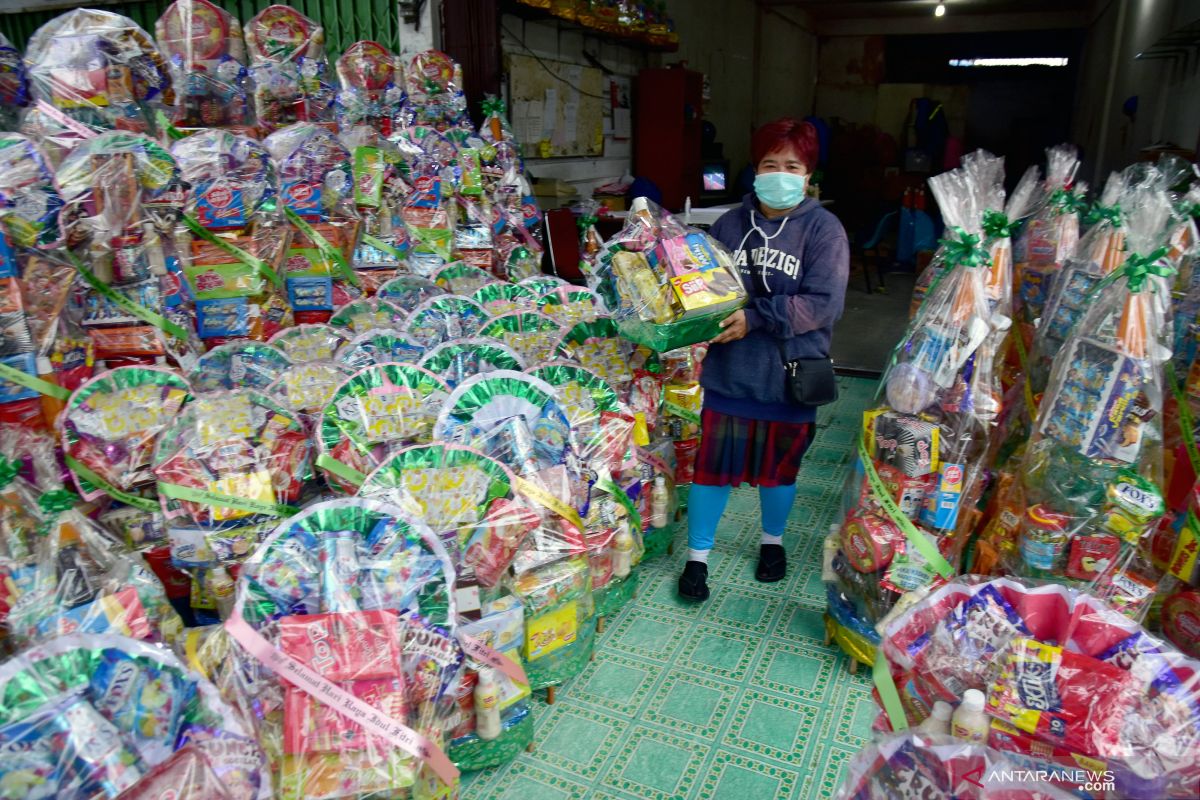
[1073,0,1200,183]
[500,13,652,199]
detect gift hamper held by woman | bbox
[679,117,850,601]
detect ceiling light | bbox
[948,57,1070,67]
[935,2,946,16]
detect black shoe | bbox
[678,560,710,601]
[756,544,787,583]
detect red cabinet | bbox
[635,67,703,212]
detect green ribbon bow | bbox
[1084,203,1122,228]
[1049,187,1088,216]
[1178,201,1200,220]
[938,226,989,269]
[481,96,507,117]
[981,209,1015,240]
[577,214,599,232]
[1120,247,1174,293]
[38,489,79,516]
[0,456,20,490]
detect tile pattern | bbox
[462,377,878,800]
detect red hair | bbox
[751,118,819,171]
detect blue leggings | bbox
[686,483,798,551]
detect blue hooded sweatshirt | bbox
[702,193,850,423]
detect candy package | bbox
[528,363,634,479]
[554,316,635,390]
[402,295,488,349]
[404,50,467,131]
[378,275,447,314]
[594,197,745,351]
[157,0,252,130]
[477,311,563,365]
[471,281,538,316]
[0,632,267,799]
[25,9,174,135]
[244,5,332,132]
[0,32,28,130]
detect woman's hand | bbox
[711,310,747,344]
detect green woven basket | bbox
[450,712,536,771]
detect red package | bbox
[1065,535,1122,581]
[142,545,194,600]
[278,610,403,682]
[116,745,233,800]
[841,512,902,573]
[283,677,408,754]
[673,437,698,485]
[988,638,1134,757]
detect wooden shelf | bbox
[500,0,679,53]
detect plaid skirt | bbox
[692,408,817,488]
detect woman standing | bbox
[678,118,849,601]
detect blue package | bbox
[89,650,195,762]
[0,695,72,799]
[193,180,248,229]
[195,297,250,338]
[286,276,333,311]
[282,181,322,220]
[0,352,38,403]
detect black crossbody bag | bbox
[780,342,838,406]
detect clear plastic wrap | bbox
[156,0,252,130]
[0,32,29,131]
[210,498,464,798]
[595,197,745,351]
[56,132,196,365]
[471,281,539,316]
[528,362,635,480]
[435,260,494,297]
[1014,181,1177,612]
[336,329,425,371]
[316,363,449,493]
[6,503,183,647]
[243,5,332,133]
[25,9,175,136]
[834,157,1007,626]
[402,295,488,349]
[335,41,405,137]
[419,338,525,389]
[268,323,348,363]
[264,122,362,316]
[877,577,1200,798]
[0,632,267,799]
[152,388,311,533]
[554,316,635,390]
[187,340,291,392]
[62,366,189,506]
[327,297,404,335]
[835,731,1078,800]
[1015,145,1084,325]
[173,128,293,344]
[477,311,564,365]
[404,50,467,131]
[539,286,604,327]
[377,275,446,314]
[1030,169,1132,395]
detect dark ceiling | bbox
[763,0,1094,20]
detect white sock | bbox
[687,548,710,565]
[761,533,784,546]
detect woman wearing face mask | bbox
[678,117,849,601]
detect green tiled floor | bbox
[462,377,878,800]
